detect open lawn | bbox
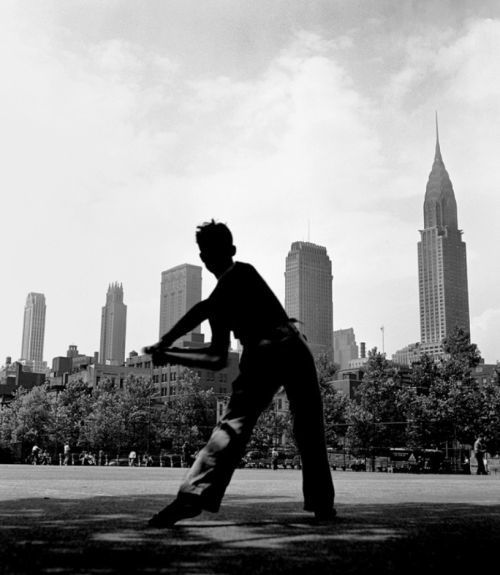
[0,465,499,574]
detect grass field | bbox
[1,465,499,574]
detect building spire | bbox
[434,111,442,162]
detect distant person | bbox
[129,450,137,467]
[462,456,471,475]
[143,453,153,467]
[31,445,41,465]
[182,443,193,467]
[145,220,335,527]
[474,436,488,475]
[80,451,90,466]
[271,448,279,471]
[64,442,71,466]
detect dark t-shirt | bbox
[207,261,289,347]
[474,439,485,454]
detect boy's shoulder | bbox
[220,261,258,281]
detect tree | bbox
[476,380,500,454]
[443,325,481,368]
[163,370,216,450]
[314,352,351,447]
[119,375,161,453]
[493,361,500,384]
[52,380,93,451]
[347,349,408,456]
[409,353,440,393]
[82,379,125,456]
[250,396,289,451]
[4,385,54,448]
[406,328,488,449]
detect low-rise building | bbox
[0,360,46,404]
[126,345,240,399]
[392,343,422,366]
[471,363,498,386]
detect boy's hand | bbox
[142,341,171,366]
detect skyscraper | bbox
[333,328,359,370]
[285,242,333,357]
[20,292,47,372]
[99,283,127,365]
[418,120,470,355]
[159,264,203,345]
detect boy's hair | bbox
[196,220,233,252]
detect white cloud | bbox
[2,5,499,364]
[0,21,419,360]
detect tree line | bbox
[1,327,499,462]
[0,371,216,461]
[340,327,500,456]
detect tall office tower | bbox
[99,283,127,365]
[418,120,470,356]
[20,292,47,372]
[285,242,333,357]
[159,264,203,346]
[333,328,359,370]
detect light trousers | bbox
[178,326,335,513]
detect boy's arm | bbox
[147,323,230,371]
[144,300,210,354]
[149,344,228,371]
[144,300,230,371]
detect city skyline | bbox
[2,2,500,364]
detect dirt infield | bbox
[1,465,499,574]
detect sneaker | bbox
[148,498,202,528]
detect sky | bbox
[2,0,500,366]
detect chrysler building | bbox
[418,119,470,355]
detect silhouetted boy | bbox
[145,221,335,526]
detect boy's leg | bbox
[177,371,278,510]
[149,368,278,526]
[283,336,335,515]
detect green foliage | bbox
[347,348,408,454]
[81,381,124,455]
[250,395,289,451]
[314,352,351,447]
[443,325,481,368]
[315,353,338,392]
[1,329,496,461]
[253,353,353,452]
[52,381,93,448]
[409,353,440,393]
[119,375,162,454]
[402,330,500,450]
[4,385,54,446]
[163,370,216,450]
[0,372,215,458]
[493,361,500,385]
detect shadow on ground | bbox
[1,494,499,574]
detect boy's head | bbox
[196,220,236,276]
